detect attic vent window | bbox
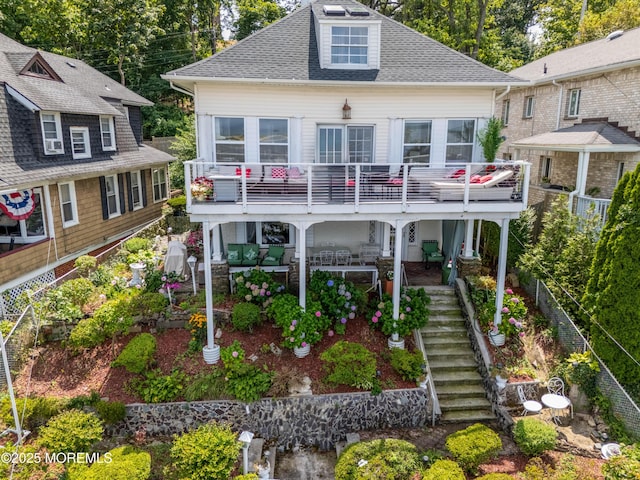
[346,6,369,16]
[323,5,346,16]
[27,61,52,78]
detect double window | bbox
[58,182,79,228]
[567,89,581,117]
[41,112,64,154]
[245,222,292,246]
[403,121,432,163]
[152,168,167,202]
[100,116,116,151]
[70,127,91,159]
[331,26,368,66]
[318,125,374,163]
[446,120,475,163]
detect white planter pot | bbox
[489,332,506,347]
[294,344,311,358]
[203,344,221,364]
[388,337,405,349]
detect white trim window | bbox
[215,117,245,163]
[105,175,121,218]
[70,126,91,159]
[245,222,293,246]
[567,89,581,117]
[130,170,143,210]
[152,167,168,202]
[58,182,79,228]
[445,119,475,163]
[403,121,432,163]
[0,189,47,244]
[331,26,368,66]
[259,118,288,163]
[524,96,535,118]
[100,116,116,151]
[318,125,374,163]
[502,99,510,126]
[40,112,64,154]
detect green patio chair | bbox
[242,243,260,266]
[422,240,444,269]
[227,243,243,266]
[261,245,285,266]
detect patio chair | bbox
[335,250,352,266]
[241,243,260,266]
[319,250,334,266]
[227,243,244,266]
[261,245,285,266]
[517,385,543,416]
[547,377,573,418]
[422,240,445,269]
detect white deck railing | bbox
[574,195,611,229]
[185,161,530,216]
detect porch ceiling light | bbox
[342,99,351,119]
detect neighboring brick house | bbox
[0,34,174,306]
[497,27,640,223]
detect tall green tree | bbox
[234,0,287,40]
[578,0,640,42]
[583,166,640,390]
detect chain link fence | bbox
[522,278,640,438]
[0,306,38,390]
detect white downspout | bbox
[493,86,511,117]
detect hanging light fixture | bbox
[342,99,351,119]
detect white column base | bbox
[203,344,221,364]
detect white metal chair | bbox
[517,385,542,416]
[319,250,334,266]
[335,250,352,266]
[547,377,573,418]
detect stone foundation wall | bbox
[110,389,431,450]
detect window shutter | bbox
[126,172,134,211]
[141,170,148,207]
[118,173,126,214]
[99,176,109,220]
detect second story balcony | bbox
[185,161,530,220]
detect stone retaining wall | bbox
[110,388,431,450]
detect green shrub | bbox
[168,422,241,480]
[112,333,157,374]
[133,369,186,403]
[0,444,65,479]
[0,396,65,430]
[68,316,104,349]
[234,475,259,480]
[225,363,272,402]
[143,269,164,293]
[68,445,151,480]
[184,368,228,401]
[321,341,377,390]
[94,400,126,425]
[445,423,502,473]
[166,195,187,215]
[422,459,466,480]
[513,417,557,456]
[522,457,555,480]
[58,278,96,307]
[75,255,97,276]
[66,391,101,410]
[123,237,152,254]
[38,409,103,453]
[69,297,134,349]
[231,302,263,332]
[335,438,422,479]
[476,474,515,480]
[390,347,424,381]
[130,292,169,316]
[602,443,640,480]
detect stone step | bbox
[426,344,475,356]
[427,315,466,325]
[441,409,496,423]
[432,370,483,385]
[423,325,468,335]
[438,396,492,411]
[436,383,487,398]
[422,335,469,346]
[429,357,478,370]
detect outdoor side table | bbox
[541,393,570,425]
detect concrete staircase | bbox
[420,285,494,423]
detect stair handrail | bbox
[413,328,440,426]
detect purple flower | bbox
[301,341,307,347]
[519,331,525,338]
[315,311,322,317]
[260,289,266,296]
[375,310,382,317]
[506,288,513,295]
[266,291,271,296]
[372,317,378,323]
[516,322,522,328]
[327,280,334,287]
[328,330,334,336]
[232,351,238,358]
[509,317,516,324]
[351,305,357,311]
[511,297,519,304]
[502,307,510,313]
[340,318,347,324]
[406,307,412,312]
[292,320,297,326]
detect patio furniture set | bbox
[517,377,573,425]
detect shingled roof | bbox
[165,0,523,86]
[510,27,640,83]
[0,33,152,115]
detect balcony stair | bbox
[420,285,494,423]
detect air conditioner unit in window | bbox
[45,139,62,152]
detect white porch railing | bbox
[574,195,612,229]
[184,161,530,215]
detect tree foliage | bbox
[578,0,640,42]
[234,0,287,41]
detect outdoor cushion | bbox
[242,243,260,266]
[470,175,482,183]
[449,169,466,179]
[227,244,243,266]
[287,167,301,178]
[479,174,494,184]
[261,245,285,266]
[271,167,287,179]
[235,167,252,178]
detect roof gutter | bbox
[530,59,640,86]
[169,81,194,97]
[552,80,563,130]
[491,85,510,117]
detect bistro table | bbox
[541,393,571,424]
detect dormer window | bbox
[331,26,368,65]
[20,53,62,81]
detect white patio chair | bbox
[319,250,334,266]
[547,377,573,418]
[517,385,542,416]
[335,250,352,266]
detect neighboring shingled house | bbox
[496,27,640,224]
[0,33,174,305]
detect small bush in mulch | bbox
[513,417,557,456]
[112,333,157,374]
[445,423,502,473]
[422,459,466,480]
[334,438,422,480]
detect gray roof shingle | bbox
[166,0,523,85]
[510,27,640,82]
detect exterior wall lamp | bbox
[342,99,351,119]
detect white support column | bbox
[202,221,220,364]
[382,223,392,257]
[294,226,302,259]
[463,220,474,258]
[392,220,404,321]
[475,219,482,256]
[42,185,59,260]
[578,151,590,195]
[298,224,307,310]
[212,224,222,261]
[493,218,510,328]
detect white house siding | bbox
[195,83,495,165]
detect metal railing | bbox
[574,195,611,229]
[413,328,440,426]
[185,161,530,214]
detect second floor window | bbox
[100,116,116,151]
[105,175,120,218]
[502,99,510,126]
[524,96,535,118]
[129,170,143,210]
[41,112,64,154]
[259,119,288,163]
[567,89,581,117]
[70,127,91,159]
[331,26,368,65]
[446,119,475,163]
[58,182,78,228]
[215,117,245,163]
[152,167,168,202]
[403,121,432,163]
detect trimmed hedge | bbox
[513,418,557,456]
[112,333,157,374]
[422,459,466,480]
[445,423,502,472]
[335,438,422,479]
[38,409,103,453]
[68,446,151,480]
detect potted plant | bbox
[541,176,551,188]
[476,116,505,163]
[488,288,527,346]
[191,176,214,200]
[384,270,394,295]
